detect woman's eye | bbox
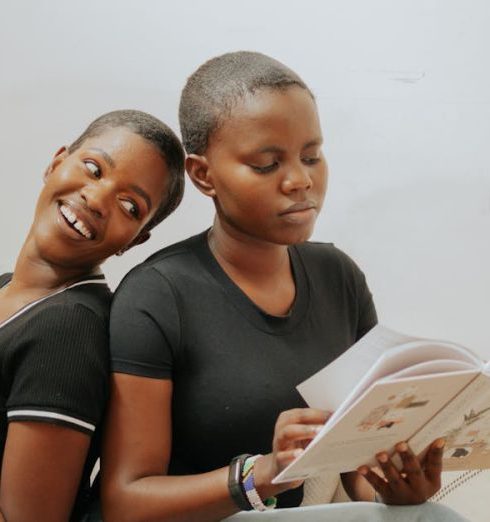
[84,160,101,178]
[120,199,140,218]
[250,162,279,174]
[302,156,320,165]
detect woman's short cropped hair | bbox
[179,51,312,155]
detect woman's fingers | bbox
[273,408,330,451]
[275,423,323,450]
[275,408,331,429]
[357,466,389,498]
[396,442,424,489]
[361,439,445,504]
[275,448,304,467]
[376,451,405,489]
[423,438,445,487]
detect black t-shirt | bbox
[0,273,111,520]
[110,231,377,508]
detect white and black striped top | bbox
[0,272,111,518]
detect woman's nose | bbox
[281,161,313,194]
[80,181,114,218]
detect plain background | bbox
[1,0,489,356]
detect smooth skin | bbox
[101,87,444,522]
[0,127,170,522]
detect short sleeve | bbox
[6,304,109,435]
[338,250,378,340]
[110,266,181,379]
[354,265,378,340]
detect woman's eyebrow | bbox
[257,139,323,155]
[87,148,116,168]
[302,138,323,150]
[257,145,283,154]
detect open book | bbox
[273,325,490,483]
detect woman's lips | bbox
[279,200,317,215]
[58,202,97,240]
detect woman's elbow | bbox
[101,481,141,522]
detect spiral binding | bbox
[430,469,484,502]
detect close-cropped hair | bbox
[179,51,313,155]
[69,109,185,231]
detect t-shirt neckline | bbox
[190,230,310,335]
[0,273,107,330]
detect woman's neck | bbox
[208,219,296,316]
[8,237,98,294]
[208,219,289,280]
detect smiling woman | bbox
[33,126,175,270]
[0,110,184,522]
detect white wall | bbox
[1,0,489,355]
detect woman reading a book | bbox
[102,52,445,521]
[0,110,185,522]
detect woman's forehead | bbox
[209,87,322,152]
[78,127,142,154]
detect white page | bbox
[297,325,416,411]
[275,370,478,482]
[328,341,480,428]
[408,373,490,471]
[298,326,481,413]
[385,359,476,381]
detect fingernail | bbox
[396,442,408,453]
[357,466,368,476]
[311,425,323,434]
[434,438,446,449]
[377,453,388,463]
[293,448,304,457]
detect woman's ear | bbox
[43,146,69,181]
[185,154,216,197]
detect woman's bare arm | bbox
[101,374,241,522]
[0,422,90,521]
[101,373,328,522]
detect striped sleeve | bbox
[5,303,109,435]
[7,410,96,434]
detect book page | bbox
[409,373,490,471]
[298,326,480,413]
[274,370,478,482]
[297,325,418,411]
[387,359,476,380]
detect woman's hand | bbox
[253,408,331,499]
[358,438,445,504]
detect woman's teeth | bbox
[60,204,93,239]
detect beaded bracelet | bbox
[241,455,277,511]
[228,454,253,511]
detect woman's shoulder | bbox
[118,231,209,288]
[1,276,111,337]
[293,241,371,296]
[53,276,112,322]
[294,240,360,271]
[20,284,112,337]
[2,288,111,372]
